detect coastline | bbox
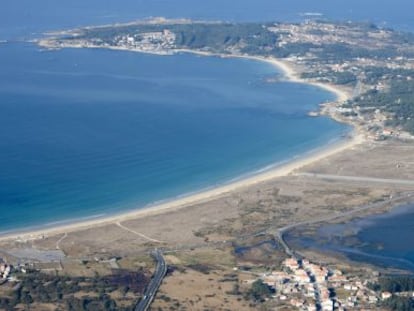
[0,133,363,242]
[1,43,364,242]
[286,200,414,273]
[38,39,352,103]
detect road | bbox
[273,191,414,308]
[275,191,414,259]
[55,232,67,250]
[296,172,414,186]
[135,249,167,311]
[116,222,165,243]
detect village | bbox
[15,18,414,310]
[113,29,176,53]
[253,256,412,310]
[56,19,414,143]
[0,261,13,285]
[0,254,398,310]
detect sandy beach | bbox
[266,58,350,102]
[166,49,352,103]
[38,39,352,103]
[0,46,363,242]
[7,40,414,310]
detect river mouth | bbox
[285,203,414,274]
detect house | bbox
[381,292,392,300]
[321,299,334,311]
[283,257,300,270]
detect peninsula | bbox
[0,19,414,310]
[39,18,414,139]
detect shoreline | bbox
[38,39,352,102]
[1,43,364,242]
[286,199,414,273]
[0,133,363,242]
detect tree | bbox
[249,279,273,301]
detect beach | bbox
[3,43,414,309]
[38,39,352,104]
[0,51,363,242]
[4,4,414,309]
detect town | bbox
[0,261,13,284]
[39,19,414,142]
[0,18,409,310]
[1,249,413,311]
[255,256,397,310]
[108,29,176,54]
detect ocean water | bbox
[286,204,414,272]
[0,42,347,232]
[2,0,414,40]
[1,0,412,232]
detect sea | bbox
[286,204,414,273]
[1,0,414,235]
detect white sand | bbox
[0,49,363,242]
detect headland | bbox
[1,19,414,310]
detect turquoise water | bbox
[5,0,413,233]
[0,42,347,232]
[286,204,414,272]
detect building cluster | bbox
[265,21,414,142]
[115,29,176,53]
[0,262,12,282]
[259,257,395,310]
[326,102,413,141]
[267,21,393,50]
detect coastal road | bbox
[296,172,414,186]
[275,191,414,258]
[135,249,167,311]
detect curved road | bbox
[275,191,414,258]
[274,191,414,309]
[135,249,167,311]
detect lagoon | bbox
[286,204,414,273]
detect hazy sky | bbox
[1,0,414,40]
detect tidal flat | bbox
[286,203,414,273]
